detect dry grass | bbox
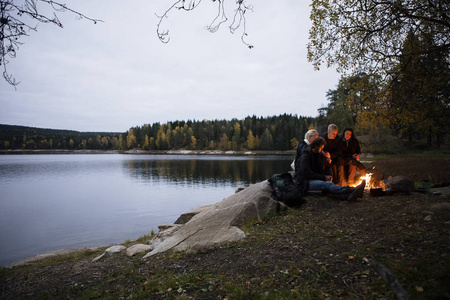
[369,156,450,184]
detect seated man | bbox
[341,128,367,186]
[321,124,345,186]
[296,137,365,201]
[293,129,319,178]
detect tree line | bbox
[318,29,449,151]
[309,0,449,151]
[0,114,318,151]
[0,125,122,150]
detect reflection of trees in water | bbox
[124,157,292,185]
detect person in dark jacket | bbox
[293,129,319,178]
[297,137,365,201]
[321,124,345,186]
[341,128,367,186]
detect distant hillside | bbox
[0,114,322,151]
[0,124,122,138]
[0,124,123,150]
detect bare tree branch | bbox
[206,0,227,33]
[229,1,253,49]
[0,0,102,88]
[156,0,203,44]
[364,258,411,300]
[157,0,253,49]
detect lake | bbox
[0,154,293,266]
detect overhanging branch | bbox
[157,0,253,48]
[0,0,102,88]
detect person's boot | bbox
[345,187,355,194]
[347,180,366,201]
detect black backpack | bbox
[268,172,304,207]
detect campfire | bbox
[352,172,373,189]
[351,167,386,191]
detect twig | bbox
[364,258,410,300]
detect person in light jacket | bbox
[293,129,319,178]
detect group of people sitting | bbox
[292,124,367,201]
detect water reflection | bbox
[0,154,293,266]
[123,155,293,186]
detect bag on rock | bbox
[268,172,304,207]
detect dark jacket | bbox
[341,137,361,161]
[293,140,308,178]
[321,133,342,161]
[296,148,331,194]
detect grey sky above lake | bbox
[0,0,340,133]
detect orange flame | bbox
[351,173,373,189]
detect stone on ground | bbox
[143,180,281,258]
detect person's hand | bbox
[353,154,360,160]
[325,175,332,181]
[323,151,331,158]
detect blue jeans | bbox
[308,180,348,198]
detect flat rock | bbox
[143,180,280,258]
[126,244,153,256]
[174,205,214,224]
[156,224,182,236]
[105,245,126,253]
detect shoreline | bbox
[0,149,296,156]
[0,150,294,267]
[6,184,449,269]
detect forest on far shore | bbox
[0,114,317,152]
[1,108,447,155]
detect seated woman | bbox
[341,128,367,186]
[293,129,319,178]
[297,137,365,201]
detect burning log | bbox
[349,166,414,196]
[351,166,386,190]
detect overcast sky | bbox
[0,0,340,133]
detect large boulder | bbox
[92,245,126,262]
[174,205,214,224]
[383,175,415,192]
[143,180,282,258]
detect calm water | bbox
[0,154,292,266]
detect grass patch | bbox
[122,232,155,248]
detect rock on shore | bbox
[9,180,283,266]
[143,180,281,257]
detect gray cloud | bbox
[0,0,339,132]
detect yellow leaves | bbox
[247,130,255,150]
[126,128,137,149]
[190,135,197,149]
[290,138,299,150]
